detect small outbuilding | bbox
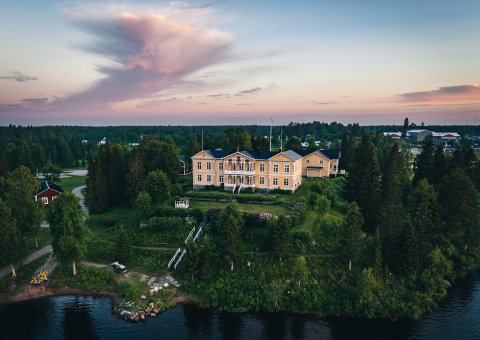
[34,181,63,208]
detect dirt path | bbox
[0,245,53,280]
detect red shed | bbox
[34,181,64,208]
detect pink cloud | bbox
[2,8,233,113]
[401,84,480,105]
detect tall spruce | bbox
[379,143,409,273]
[126,149,145,203]
[340,133,354,172]
[438,168,479,266]
[216,203,244,271]
[400,220,419,277]
[410,179,439,270]
[345,134,381,234]
[339,202,364,272]
[431,145,448,185]
[413,139,435,185]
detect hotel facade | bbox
[191,149,340,192]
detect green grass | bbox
[59,175,86,192]
[189,200,289,215]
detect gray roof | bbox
[282,150,303,161]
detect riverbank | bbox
[2,285,119,305]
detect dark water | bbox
[1,274,480,340]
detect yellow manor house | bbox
[191,148,341,192]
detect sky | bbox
[0,0,479,126]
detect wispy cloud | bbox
[312,101,336,105]
[401,84,480,105]
[0,71,37,82]
[234,87,261,96]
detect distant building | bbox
[191,148,340,193]
[407,129,432,142]
[98,137,107,146]
[34,181,63,208]
[383,132,402,139]
[432,132,460,143]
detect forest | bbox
[1,122,480,319]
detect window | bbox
[197,161,202,170]
[41,197,48,205]
[306,159,310,164]
[219,175,224,183]
[273,178,278,186]
[284,178,289,186]
[333,166,337,171]
[247,164,253,171]
[284,164,290,173]
[273,164,279,173]
[197,174,202,182]
[206,162,211,170]
[260,177,265,185]
[232,163,236,170]
[207,175,212,182]
[319,160,324,165]
[219,162,224,170]
[260,163,265,172]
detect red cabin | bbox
[34,181,63,208]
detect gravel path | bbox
[0,245,53,279]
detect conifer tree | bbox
[345,134,381,234]
[116,226,131,264]
[339,202,364,271]
[340,134,354,172]
[431,145,448,185]
[126,149,145,203]
[413,139,435,185]
[267,216,291,260]
[216,203,244,271]
[400,220,419,276]
[410,179,439,269]
[379,144,409,273]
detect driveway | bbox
[72,185,88,212]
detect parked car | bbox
[111,262,127,273]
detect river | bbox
[1,273,479,340]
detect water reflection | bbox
[62,296,98,339]
[183,303,214,338]
[0,274,479,340]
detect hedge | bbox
[185,190,277,203]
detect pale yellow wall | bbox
[302,152,331,177]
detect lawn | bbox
[189,200,289,215]
[59,175,87,192]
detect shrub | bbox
[149,216,185,230]
[103,215,117,227]
[292,230,312,243]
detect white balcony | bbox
[224,170,255,175]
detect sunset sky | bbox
[1,0,479,126]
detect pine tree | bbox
[340,134,354,172]
[413,140,435,185]
[339,203,364,272]
[267,216,291,259]
[431,146,448,185]
[345,134,381,234]
[116,226,131,264]
[216,203,244,271]
[401,117,409,139]
[438,168,479,265]
[126,149,145,204]
[379,144,409,273]
[400,220,419,276]
[410,179,439,269]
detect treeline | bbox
[344,134,480,281]
[2,122,478,173]
[85,137,180,213]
